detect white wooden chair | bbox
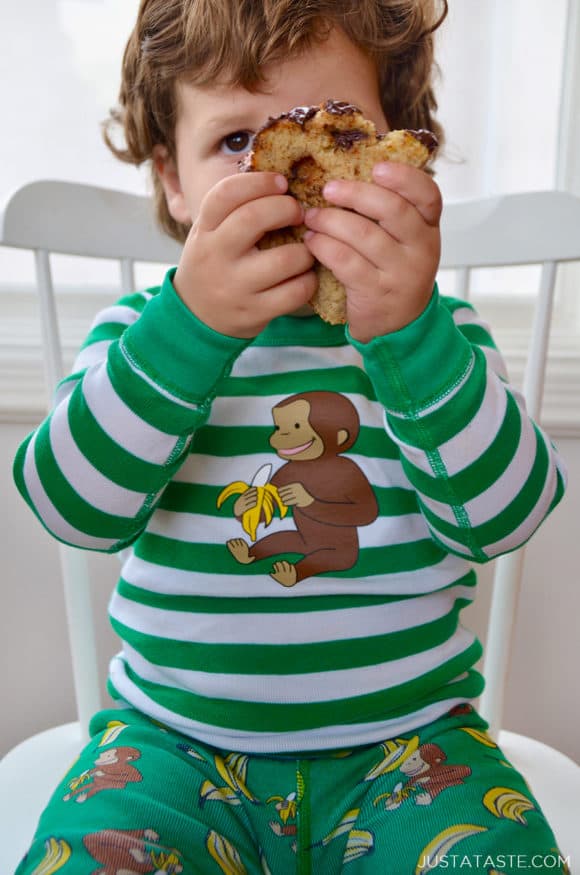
[0,182,579,873]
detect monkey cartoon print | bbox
[225,391,378,586]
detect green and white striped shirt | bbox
[14,270,566,752]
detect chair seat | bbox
[498,729,580,863]
[1,725,578,873]
[0,721,84,873]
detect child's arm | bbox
[349,291,567,561]
[13,173,316,552]
[304,165,566,560]
[12,275,252,552]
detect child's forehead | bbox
[175,28,383,130]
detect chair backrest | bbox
[2,181,579,741]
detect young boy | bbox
[13,1,569,873]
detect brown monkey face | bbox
[270,400,325,461]
[400,751,429,776]
[94,749,118,766]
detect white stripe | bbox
[73,340,113,372]
[391,373,510,479]
[419,413,541,533]
[437,374,510,477]
[83,361,181,464]
[90,304,141,329]
[22,432,116,549]
[109,655,475,752]
[483,435,559,557]
[452,305,485,327]
[481,345,508,381]
[230,343,363,378]
[209,393,384,428]
[145,508,429,549]
[119,625,476,703]
[462,418,538,524]
[173,453,414,491]
[120,551,473,598]
[110,583,474,646]
[49,395,148,516]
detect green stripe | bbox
[159,482,419,518]
[68,385,171,494]
[388,348,487,448]
[111,641,483,731]
[134,533,445,576]
[191,425,399,459]
[81,321,126,348]
[107,343,207,434]
[457,323,498,349]
[116,569,476,614]
[219,367,376,399]
[116,290,155,312]
[420,424,550,550]
[34,415,140,540]
[111,602,468,675]
[399,390,522,504]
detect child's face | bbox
[155,26,389,226]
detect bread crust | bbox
[243,99,437,324]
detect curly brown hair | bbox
[103,0,448,242]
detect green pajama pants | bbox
[17,704,570,875]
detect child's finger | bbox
[243,243,315,292]
[197,172,288,232]
[320,179,435,244]
[220,195,303,253]
[371,162,443,227]
[304,230,379,294]
[257,270,318,322]
[305,204,406,258]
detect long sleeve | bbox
[13,269,251,552]
[348,287,567,562]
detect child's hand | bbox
[173,173,317,338]
[303,163,442,342]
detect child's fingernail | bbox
[304,229,315,241]
[323,181,341,198]
[275,174,288,190]
[305,208,319,222]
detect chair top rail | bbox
[0,180,181,264]
[440,190,580,269]
[2,182,580,271]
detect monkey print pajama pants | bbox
[17,704,570,875]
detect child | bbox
[14,1,569,873]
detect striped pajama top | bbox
[13,269,566,752]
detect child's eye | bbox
[220,131,254,155]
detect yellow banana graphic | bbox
[459,727,498,748]
[482,786,535,824]
[206,830,247,875]
[98,720,129,746]
[266,793,297,823]
[200,780,241,806]
[322,809,360,846]
[31,837,72,875]
[200,754,259,807]
[364,735,419,781]
[343,829,375,864]
[415,824,488,875]
[217,464,287,542]
[216,753,259,802]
